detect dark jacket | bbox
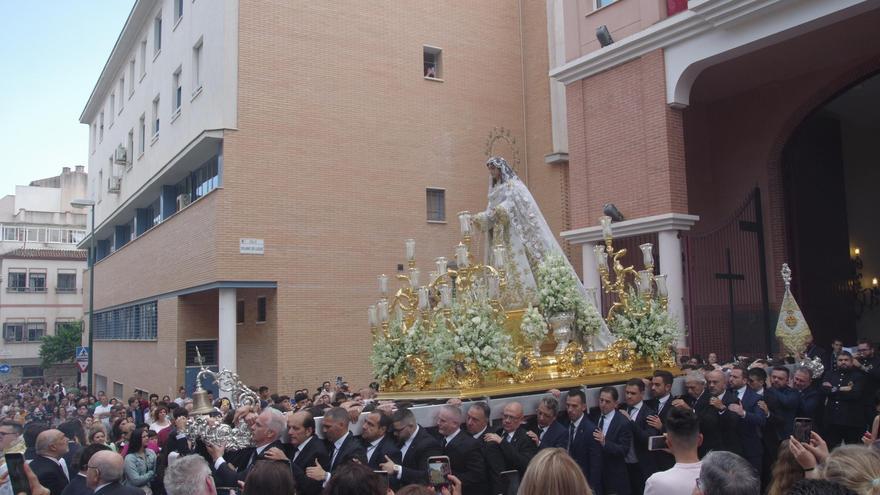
[398,426,442,487]
[592,410,633,495]
[537,421,568,450]
[722,388,766,468]
[625,402,659,480]
[823,368,866,428]
[92,481,143,495]
[685,393,723,457]
[212,439,285,487]
[560,414,603,493]
[290,435,329,495]
[60,473,90,495]
[764,386,801,442]
[30,455,69,495]
[645,395,675,471]
[326,432,367,472]
[363,435,401,470]
[441,430,488,495]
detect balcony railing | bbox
[55,288,80,294]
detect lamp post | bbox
[71,198,96,393]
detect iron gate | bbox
[683,187,772,360]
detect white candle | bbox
[405,239,416,261]
[593,244,608,271]
[435,257,448,276]
[368,305,378,327]
[458,211,472,236]
[440,285,452,308]
[418,286,429,310]
[409,268,420,289]
[600,216,613,239]
[493,245,506,269]
[655,274,668,297]
[378,274,388,297]
[456,243,469,268]
[377,300,389,322]
[640,243,654,268]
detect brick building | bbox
[551,0,880,357]
[79,0,566,397]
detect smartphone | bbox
[5,453,31,495]
[794,417,813,443]
[427,455,451,488]
[648,435,668,451]
[374,470,390,492]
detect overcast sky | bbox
[0,1,135,195]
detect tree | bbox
[39,321,83,369]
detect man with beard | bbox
[822,351,865,446]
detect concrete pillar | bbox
[580,242,602,312]
[659,230,686,348]
[218,288,237,398]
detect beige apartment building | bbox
[80,0,566,397]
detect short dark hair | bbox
[323,407,350,424]
[599,386,618,401]
[259,386,269,393]
[392,408,416,426]
[322,462,386,495]
[748,367,767,383]
[300,411,316,433]
[373,411,393,431]
[59,420,85,444]
[625,378,645,392]
[567,388,586,404]
[242,460,296,495]
[653,370,674,386]
[172,407,189,419]
[666,407,699,444]
[840,350,852,357]
[0,420,23,435]
[469,402,490,421]
[24,423,49,450]
[771,366,790,377]
[73,443,111,472]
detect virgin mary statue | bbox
[473,156,614,349]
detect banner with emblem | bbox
[775,263,812,357]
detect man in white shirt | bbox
[644,407,703,495]
[93,397,113,430]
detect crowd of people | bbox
[1,337,880,495]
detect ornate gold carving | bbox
[607,339,637,373]
[485,127,521,174]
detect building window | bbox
[192,38,203,94]
[185,340,217,366]
[423,46,442,79]
[426,188,446,222]
[596,0,616,8]
[256,297,267,323]
[98,170,103,202]
[109,93,115,125]
[54,320,76,333]
[56,271,77,293]
[153,13,162,55]
[127,130,134,165]
[28,271,47,293]
[148,196,161,226]
[129,59,136,95]
[236,300,244,325]
[138,115,146,155]
[3,322,24,342]
[27,321,45,342]
[3,227,24,241]
[7,270,26,292]
[193,157,219,199]
[93,301,158,340]
[172,67,182,114]
[139,40,147,77]
[152,96,160,138]
[113,382,124,399]
[118,78,125,111]
[174,0,183,24]
[91,124,97,153]
[99,111,104,142]
[21,366,43,378]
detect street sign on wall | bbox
[75,347,89,373]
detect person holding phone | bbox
[644,408,703,495]
[435,405,487,495]
[378,408,441,490]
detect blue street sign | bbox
[76,347,90,373]
[0,365,10,374]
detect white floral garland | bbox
[520,304,548,344]
[369,315,421,383]
[448,294,518,374]
[536,254,602,337]
[611,288,679,361]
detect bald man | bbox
[85,451,142,495]
[30,429,69,495]
[436,405,487,495]
[207,407,288,487]
[482,401,537,494]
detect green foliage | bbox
[39,320,83,368]
[610,289,678,361]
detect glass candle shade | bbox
[368,306,378,327]
[405,239,416,261]
[599,216,613,239]
[458,211,472,236]
[640,243,654,268]
[593,244,608,271]
[655,274,668,297]
[409,268,420,289]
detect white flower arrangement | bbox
[611,288,679,362]
[447,295,518,374]
[370,316,422,383]
[520,305,548,344]
[536,254,602,337]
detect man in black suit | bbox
[462,402,504,494]
[793,366,823,423]
[646,370,675,471]
[591,387,633,495]
[679,371,722,456]
[360,411,401,469]
[206,407,287,487]
[620,378,658,494]
[306,406,367,485]
[561,388,602,493]
[482,401,537,494]
[526,396,568,450]
[85,451,143,495]
[436,405,488,495]
[724,365,767,473]
[61,443,110,495]
[822,351,866,446]
[31,429,70,495]
[379,408,441,488]
[264,410,328,495]
[58,421,83,471]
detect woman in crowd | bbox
[89,425,109,447]
[148,405,171,433]
[124,427,157,493]
[111,417,134,454]
[517,448,593,495]
[766,439,803,495]
[820,444,880,495]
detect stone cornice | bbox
[561,213,700,244]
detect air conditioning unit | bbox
[176,193,191,210]
[107,176,122,194]
[114,145,128,165]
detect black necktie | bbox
[599,415,605,431]
[568,424,575,451]
[441,437,447,449]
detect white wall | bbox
[14,186,62,213]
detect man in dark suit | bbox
[482,401,537,494]
[646,370,675,472]
[764,366,801,441]
[435,405,487,495]
[360,411,401,469]
[526,396,568,450]
[85,451,143,495]
[704,369,738,456]
[31,429,70,495]
[264,410,328,495]
[462,401,501,493]
[58,421,83,471]
[822,351,866,447]
[793,366,823,423]
[591,387,633,495]
[678,372,722,457]
[206,408,287,487]
[621,378,658,494]
[561,388,602,493]
[379,408,442,488]
[723,365,766,473]
[306,406,367,485]
[61,443,110,495]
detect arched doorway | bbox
[782,71,880,345]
